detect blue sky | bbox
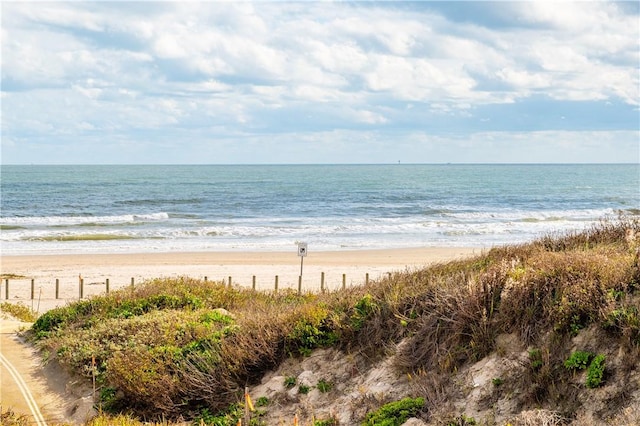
[1,1,639,164]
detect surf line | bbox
[0,352,48,426]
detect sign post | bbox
[297,242,308,277]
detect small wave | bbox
[0,212,170,227]
[30,234,139,242]
[519,216,565,223]
[0,225,25,230]
[115,198,205,208]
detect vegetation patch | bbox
[0,302,39,322]
[586,354,606,389]
[362,397,424,426]
[564,350,594,371]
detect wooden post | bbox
[366,273,369,286]
[252,275,256,291]
[204,276,208,282]
[388,272,392,280]
[4,279,7,300]
[55,278,60,299]
[244,386,250,425]
[342,274,346,290]
[298,276,302,295]
[321,272,325,293]
[274,275,279,293]
[31,279,35,300]
[131,277,135,289]
[92,355,97,403]
[80,278,84,299]
[105,278,110,294]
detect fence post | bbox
[274,275,279,294]
[342,274,346,291]
[252,275,256,291]
[388,272,392,280]
[106,278,110,294]
[321,272,325,293]
[80,278,84,299]
[131,277,135,293]
[298,276,302,295]
[204,276,208,282]
[366,273,369,286]
[228,276,232,289]
[31,279,35,300]
[4,279,8,300]
[55,278,60,299]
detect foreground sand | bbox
[0,247,480,312]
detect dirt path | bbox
[1,318,96,425]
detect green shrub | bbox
[298,384,310,394]
[362,397,424,426]
[286,306,337,356]
[317,378,333,393]
[314,419,338,426]
[284,376,297,388]
[586,354,606,388]
[351,294,377,331]
[564,350,594,370]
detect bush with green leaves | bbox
[362,397,424,426]
[317,378,333,393]
[564,350,594,371]
[286,306,338,357]
[351,294,377,331]
[586,354,606,388]
[314,419,338,426]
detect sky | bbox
[1,1,639,164]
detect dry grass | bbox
[0,407,30,426]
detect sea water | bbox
[1,164,638,255]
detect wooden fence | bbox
[1,271,394,303]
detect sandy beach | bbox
[0,247,481,312]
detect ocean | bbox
[1,164,638,255]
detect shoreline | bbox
[0,247,482,312]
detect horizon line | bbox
[2,162,639,167]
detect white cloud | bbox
[1,1,638,164]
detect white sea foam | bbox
[0,212,170,227]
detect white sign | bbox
[297,242,308,257]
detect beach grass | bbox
[27,215,640,424]
[0,302,39,322]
